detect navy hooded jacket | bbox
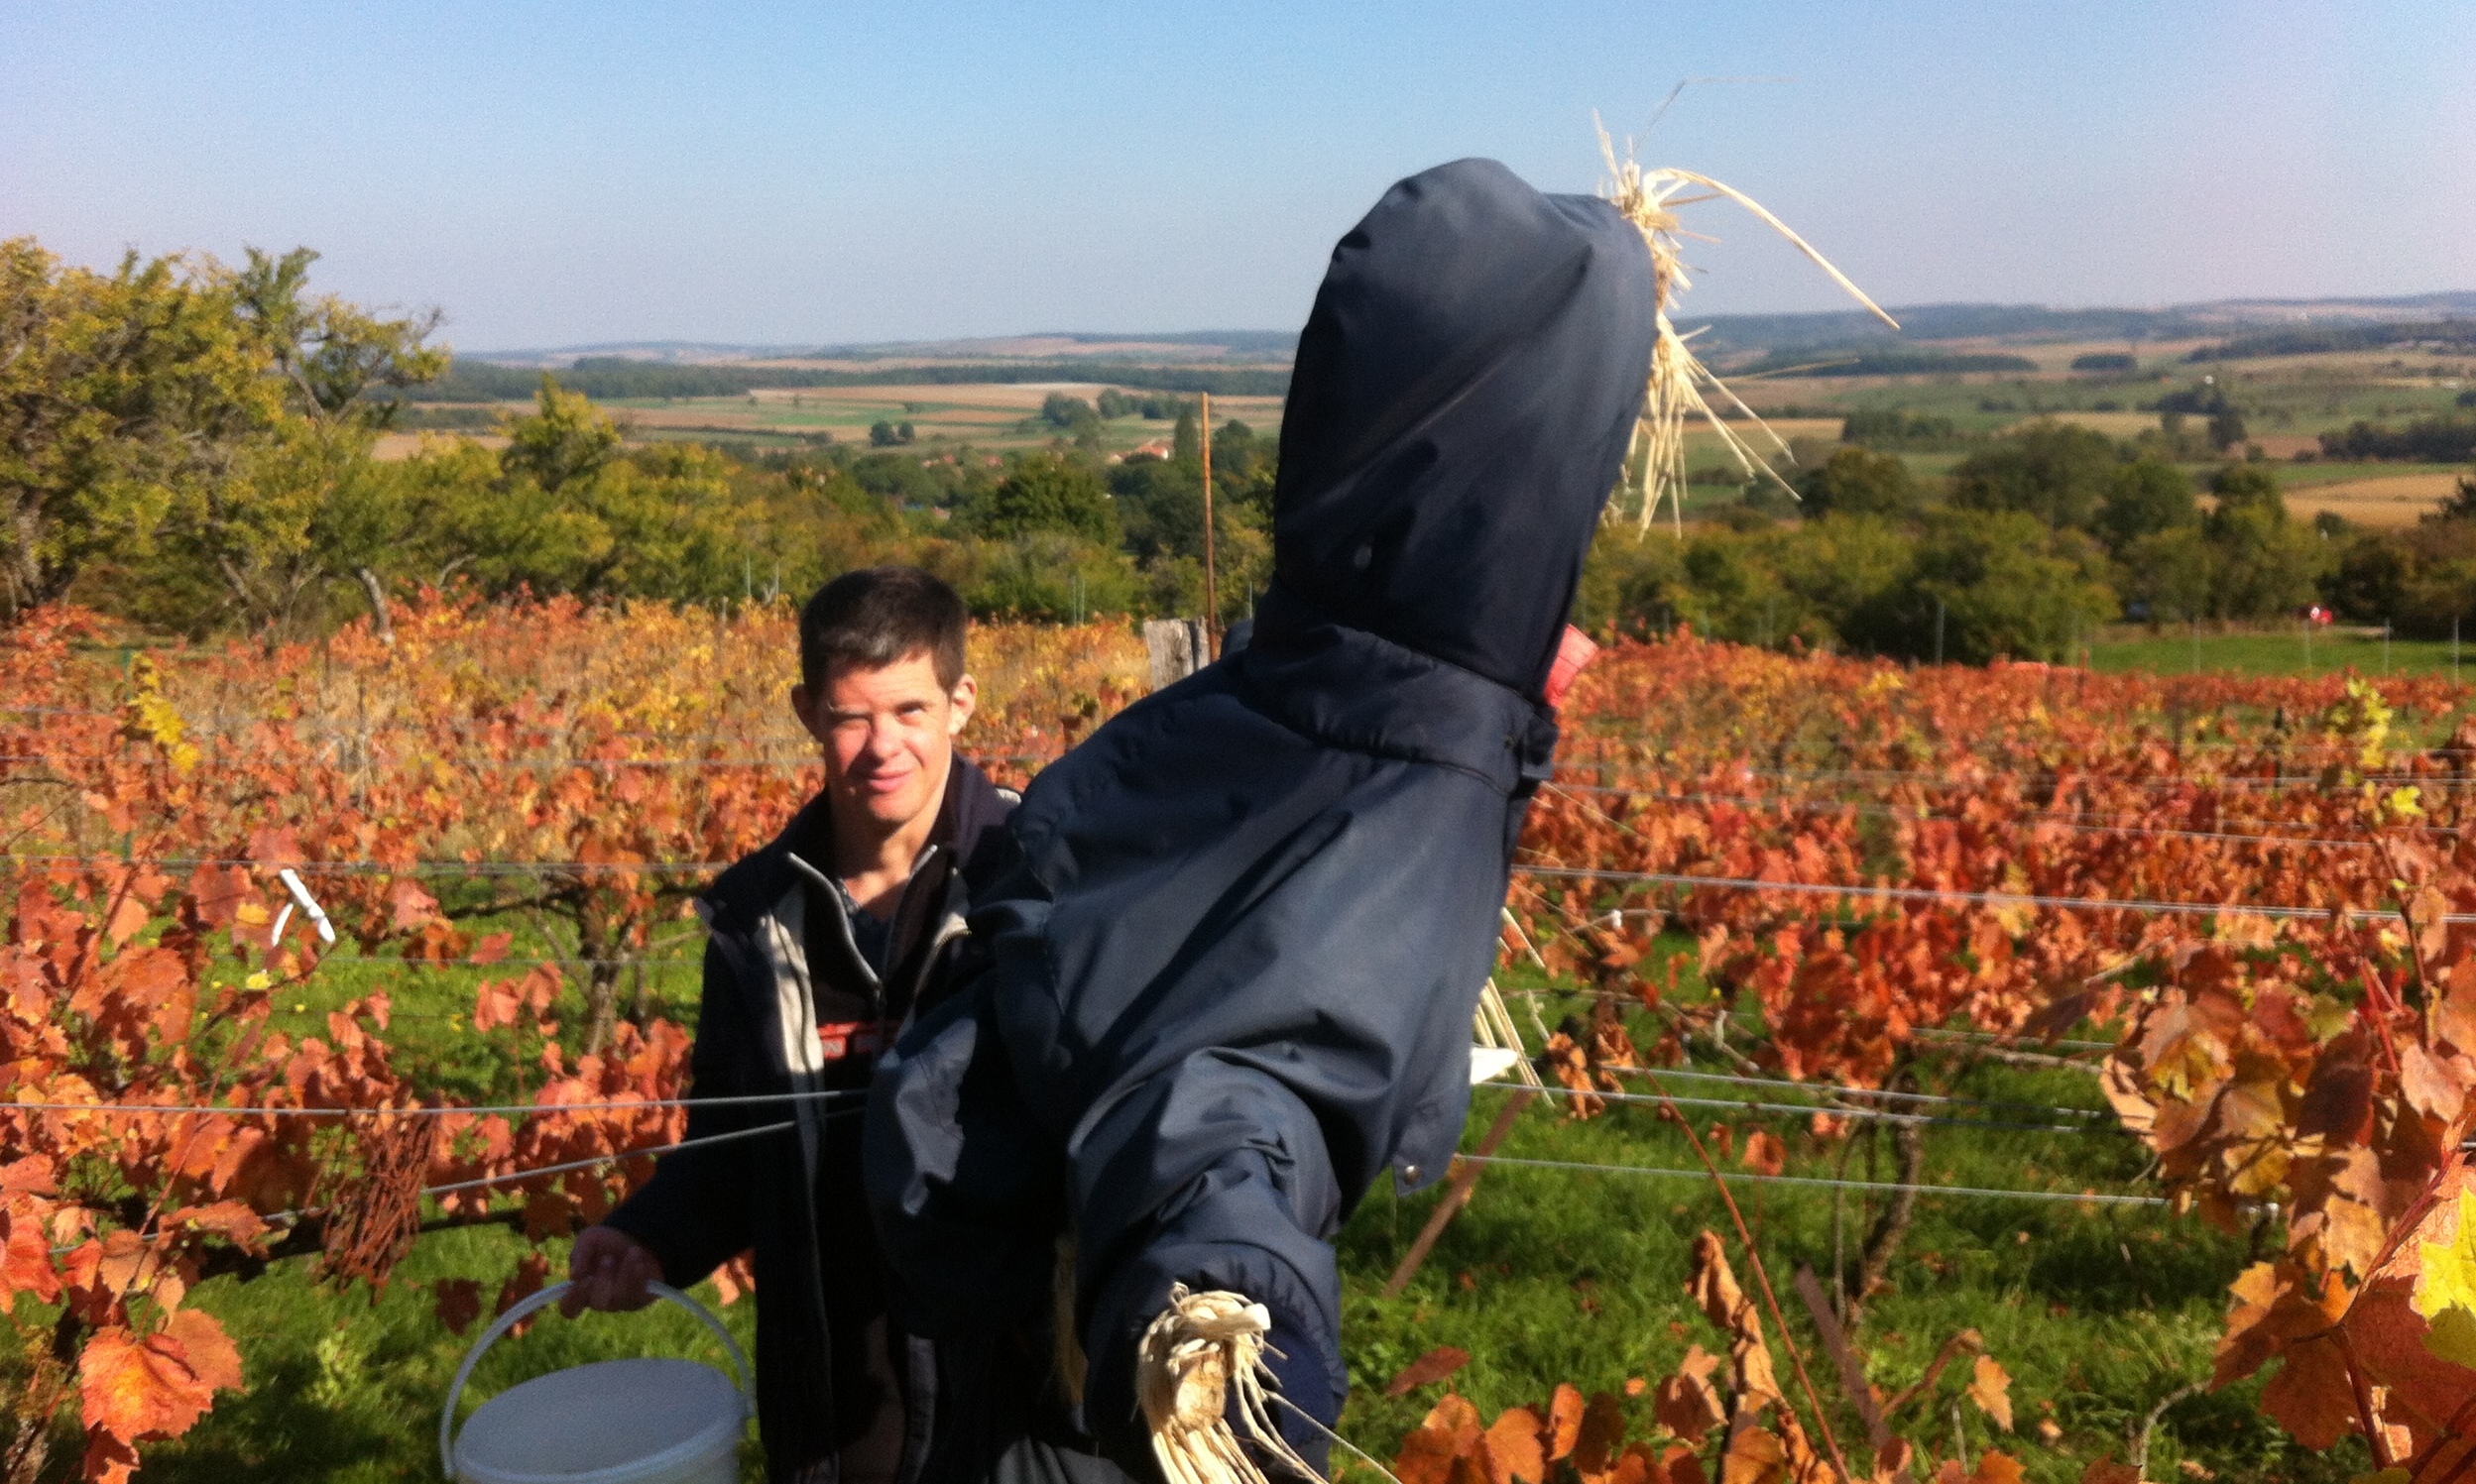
[864,157,1656,1483]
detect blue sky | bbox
[3,1,2468,350]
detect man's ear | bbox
[790,684,827,746]
[946,674,979,737]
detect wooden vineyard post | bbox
[1201,391,1217,653]
[1382,1088,1537,1297]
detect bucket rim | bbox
[440,1280,752,1481]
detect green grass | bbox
[18,930,2365,1483]
[2271,460,2469,489]
[2091,626,2476,679]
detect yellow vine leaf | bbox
[2414,1188,2476,1369]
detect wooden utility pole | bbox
[1200,392,1217,654]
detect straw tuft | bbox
[1594,115,1899,534]
[1138,1285,1328,1484]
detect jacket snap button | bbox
[1352,544,1372,570]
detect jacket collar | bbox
[1238,580,1559,796]
[701,753,1015,939]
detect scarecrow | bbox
[866,156,1659,1484]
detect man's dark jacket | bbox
[865,157,1657,1482]
[604,758,1017,1484]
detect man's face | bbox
[792,650,978,836]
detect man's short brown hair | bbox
[799,566,969,691]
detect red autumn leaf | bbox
[163,1202,268,1247]
[1652,1345,1723,1442]
[389,877,441,933]
[473,977,522,1033]
[432,1278,485,1335]
[1969,1451,2026,1484]
[1966,1354,2014,1430]
[1423,1394,1483,1442]
[471,931,514,967]
[1545,1383,1586,1460]
[1,1220,61,1304]
[185,865,255,929]
[1572,1391,1626,1479]
[79,1429,141,1484]
[1386,1344,1473,1398]
[495,1250,553,1334]
[712,1250,757,1307]
[1740,1129,1788,1179]
[1718,1427,1785,1484]
[102,889,152,949]
[1394,1428,1465,1484]
[78,1322,222,1443]
[1482,1407,1547,1484]
[245,827,302,868]
[2258,1331,2361,1451]
[161,1310,242,1394]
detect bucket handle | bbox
[438,1280,754,1480]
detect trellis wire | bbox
[1512,863,2467,923]
[1602,1066,2111,1117]
[1464,1154,2171,1208]
[11,852,2454,922]
[1546,781,2402,854]
[0,1087,866,1119]
[1485,1081,2126,1135]
[421,1117,804,1198]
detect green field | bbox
[71,932,2354,1484]
[2090,625,2476,679]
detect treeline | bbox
[1587,410,2476,656]
[1739,349,2038,378]
[1584,421,2348,662]
[2319,414,2476,464]
[0,237,1277,634]
[2187,319,2476,362]
[403,356,1290,403]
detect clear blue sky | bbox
[4,1,2468,351]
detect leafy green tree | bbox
[1040,394,1098,433]
[1947,420,2122,531]
[2121,525,2214,624]
[1909,510,2117,662]
[0,236,444,626]
[230,247,447,430]
[964,530,1143,619]
[1794,447,1922,519]
[870,420,900,447]
[1172,405,1201,463]
[2208,405,2249,453]
[961,452,1119,544]
[503,375,622,494]
[1839,408,1962,451]
[2095,456,2196,553]
[1777,514,1917,647]
[2203,470,2323,620]
[2325,532,2409,622]
[2208,463,2286,520]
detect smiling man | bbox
[564,566,1018,1484]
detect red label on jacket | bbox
[1544,625,1598,708]
[818,1020,891,1063]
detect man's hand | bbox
[561,1226,663,1316]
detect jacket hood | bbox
[1268,157,1656,701]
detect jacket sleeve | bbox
[601,938,762,1287]
[1074,1061,1348,1477]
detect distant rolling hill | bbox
[423,293,2474,402]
